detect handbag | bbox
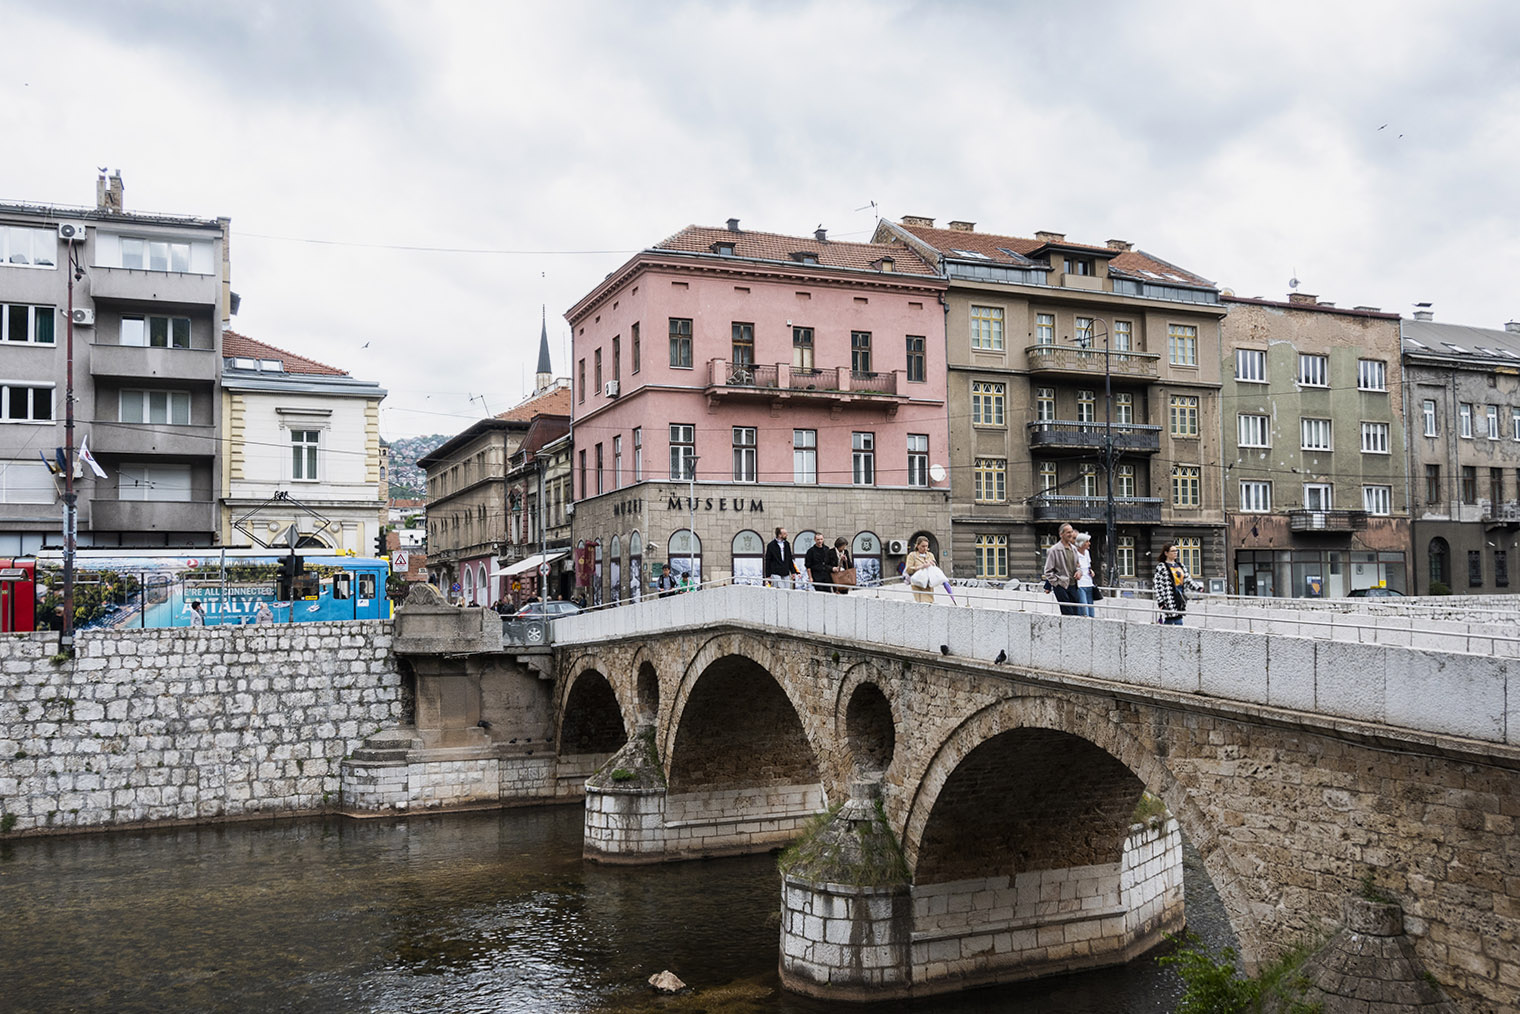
[834,567,857,587]
[1091,585,1104,601]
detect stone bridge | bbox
[362,587,1519,1010]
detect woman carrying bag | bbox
[1153,542,1200,625]
[904,536,943,604]
[1074,532,1099,617]
[829,537,855,595]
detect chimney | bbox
[901,215,935,228]
[96,172,108,210]
[726,217,740,232]
[1413,302,1434,322]
[1106,239,1133,252]
[105,170,124,212]
[1288,292,1318,305]
[1034,230,1066,244]
[1353,305,1381,313]
[814,226,827,242]
[1506,321,1520,334]
[948,220,975,232]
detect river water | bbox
[0,805,1234,1013]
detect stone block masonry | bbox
[0,624,404,834]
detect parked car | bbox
[512,600,582,618]
[1346,587,1405,598]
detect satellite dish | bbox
[929,463,947,482]
[1289,277,1300,290]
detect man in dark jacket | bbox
[804,532,833,591]
[763,526,795,588]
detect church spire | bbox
[535,306,553,392]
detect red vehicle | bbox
[0,558,36,632]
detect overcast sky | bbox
[3,0,1516,440]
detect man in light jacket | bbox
[1042,523,1081,616]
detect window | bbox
[1490,467,1504,505]
[1425,464,1441,504]
[595,443,604,494]
[1512,408,1520,441]
[1461,466,1477,504]
[1468,550,1483,588]
[594,348,602,392]
[970,305,1004,350]
[2,384,53,422]
[1116,463,1135,497]
[971,381,1005,426]
[118,462,190,502]
[907,434,928,487]
[578,450,587,498]
[1114,320,1132,352]
[974,458,1006,503]
[851,330,872,373]
[1038,462,1057,491]
[1064,256,1094,275]
[669,424,695,479]
[1035,313,1055,347]
[1363,485,1391,516]
[1240,480,1272,512]
[905,335,926,382]
[612,336,621,381]
[1178,537,1202,578]
[291,429,319,480]
[1169,395,1199,437]
[852,432,875,485]
[1,226,57,268]
[1115,392,1133,425]
[1075,317,1094,349]
[1360,421,1389,454]
[1168,324,1198,365]
[1423,399,1438,436]
[0,458,54,503]
[732,427,756,482]
[119,389,190,425]
[1076,389,1095,424]
[577,358,585,403]
[631,321,640,374]
[632,427,642,481]
[1301,417,1332,451]
[792,326,815,370]
[613,435,623,489]
[2,304,55,344]
[1079,463,1098,498]
[1238,413,1270,447]
[1298,354,1328,387]
[1357,359,1386,391]
[1116,536,1135,577]
[731,322,754,365]
[1035,387,1055,423]
[975,534,1008,580]
[1236,348,1267,383]
[121,237,190,272]
[793,429,816,484]
[669,317,693,368]
[1172,465,1200,507]
[1487,404,1500,439]
[1459,403,1472,438]
[121,314,191,349]
[1305,484,1335,510]
[1497,550,1510,588]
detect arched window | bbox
[609,535,622,605]
[476,562,490,606]
[462,566,475,605]
[1428,537,1450,589]
[593,540,604,606]
[732,529,764,585]
[628,531,643,602]
[853,531,883,587]
[668,528,702,587]
[909,531,940,560]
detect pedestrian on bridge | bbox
[804,533,833,592]
[1074,532,1099,617]
[764,527,796,589]
[1153,542,1198,625]
[829,537,855,594]
[904,536,940,603]
[1042,523,1081,616]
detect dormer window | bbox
[877,257,895,273]
[1064,256,1094,275]
[713,242,735,256]
[232,357,257,369]
[259,358,284,372]
[790,251,819,264]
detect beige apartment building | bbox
[875,218,1227,586]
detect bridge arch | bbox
[834,659,899,784]
[623,643,662,725]
[899,692,1261,958]
[556,655,629,760]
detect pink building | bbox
[565,221,951,601]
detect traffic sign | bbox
[538,562,550,577]
[392,550,410,570]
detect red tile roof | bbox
[895,223,1214,288]
[223,330,349,376]
[654,225,939,277]
[495,385,572,422]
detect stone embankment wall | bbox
[0,624,402,834]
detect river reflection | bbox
[0,805,1233,1013]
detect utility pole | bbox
[61,242,82,654]
[688,455,700,586]
[1079,320,1119,582]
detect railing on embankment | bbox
[552,584,1520,748]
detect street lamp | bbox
[687,454,700,586]
[1076,319,1118,583]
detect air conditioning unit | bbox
[70,307,95,326]
[603,380,620,397]
[57,221,89,242]
[885,539,909,555]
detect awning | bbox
[501,551,567,576]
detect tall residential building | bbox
[874,218,1226,586]
[501,410,571,604]
[0,172,231,553]
[564,221,950,602]
[1402,311,1520,594]
[219,332,387,554]
[1220,294,1408,596]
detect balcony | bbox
[1024,344,1160,381]
[704,360,906,411]
[89,422,216,458]
[89,498,217,534]
[90,344,218,385]
[1288,509,1368,533]
[1032,494,1163,524]
[1027,420,1161,456]
[88,266,219,309]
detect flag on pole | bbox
[79,435,107,479]
[39,449,58,475]
[55,447,68,476]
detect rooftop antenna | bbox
[469,393,492,417]
[854,200,879,221]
